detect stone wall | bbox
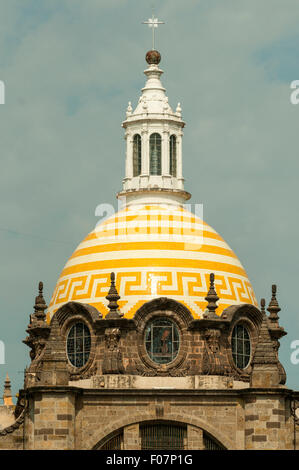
[25,391,76,450]
[18,385,295,450]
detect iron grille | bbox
[203,433,224,450]
[231,324,251,369]
[145,318,180,364]
[169,135,177,177]
[100,431,123,450]
[149,133,162,175]
[67,322,91,368]
[133,134,142,176]
[141,423,186,450]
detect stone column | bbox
[141,130,149,175]
[187,425,204,450]
[140,130,149,188]
[244,395,288,450]
[176,132,184,189]
[28,391,76,450]
[123,423,140,450]
[162,129,169,176]
[125,132,133,181]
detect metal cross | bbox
[142,14,165,50]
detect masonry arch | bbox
[88,414,233,450]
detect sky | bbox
[0,0,299,395]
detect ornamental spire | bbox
[106,273,123,319]
[34,281,47,321]
[204,273,219,318]
[3,373,13,406]
[260,298,266,314]
[267,284,281,324]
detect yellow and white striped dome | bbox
[48,204,257,320]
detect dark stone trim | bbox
[54,301,101,326]
[188,319,229,331]
[252,435,267,442]
[133,298,194,326]
[95,319,136,330]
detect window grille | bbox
[67,322,91,368]
[169,135,177,177]
[149,133,162,175]
[203,433,225,450]
[231,324,251,369]
[141,423,186,450]
[145,318,180,364]
[99,431,123,450]
[133,134,142,176]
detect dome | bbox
[48,204,257,320]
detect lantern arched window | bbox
[133,134,142,177]
[149,133,162,175]
[169,135,177,177]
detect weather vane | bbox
[142,13,165,50]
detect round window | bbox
[231,324,251,369]
[67,322,91,368]
[145,318,180,364]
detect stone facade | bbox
[0,278,298,450]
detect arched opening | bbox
[149,133,162,175]
[96,429,124,450]
[203,431,226,450]
[140,422,187,450]
[231,323,251,369]
[169,135,177,177]
[66,322,91,368]
[92,419,228,450]
[133,134,142,176]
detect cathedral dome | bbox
[48,203,257,320]
[48,49,257,321]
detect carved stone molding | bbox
[102,327,124,374]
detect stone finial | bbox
[260,298,266,314]
[3,373,13,406]
[23,282,50,364]
[176,102,182,116]
[252,313,277,365]
[267,284,281,323]
[204,273,219,318]
[251,308,280,387]
[105,273,123,319]
[33,281,47,321]
[126,101,132,117]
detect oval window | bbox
[67,322,91,368]
[231,324,251,369]
[145,318,180,364]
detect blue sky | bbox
[0,0,299,395]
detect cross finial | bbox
[142,14,165,50]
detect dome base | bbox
[117,188,191,207]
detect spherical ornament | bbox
[146,50,161,65]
